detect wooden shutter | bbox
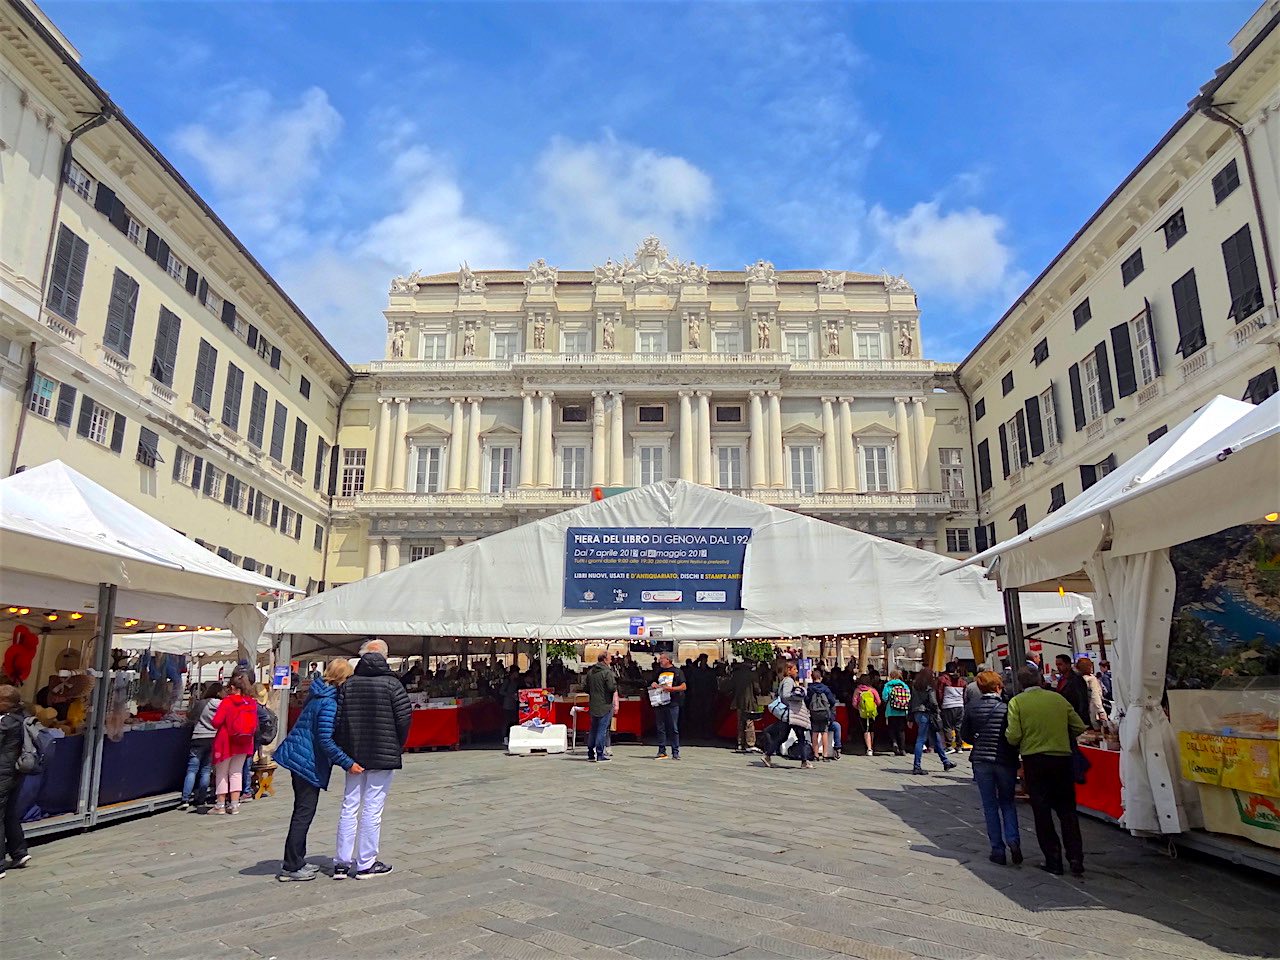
[185,267,200,296]
[109,412,126,453]
[1095,341,1115,412]
[976,439,992,492]
[48,226,88,321]
[104,270,138,357]
[76,395,94,437]
[94,183,117,216]
[221,299,237,330]
[155,237,170,269]
[55,384,77,426]
[108,197,129,233]
[271,500,281,527]
[1069,364,1085,431]
[270,346,281,370]
[191,457,204,489]
[292,419,308,474]
[270,401,288,461]
[1024,395,1044,457]
[1014,410,1029,467]
[145,229,160,260]
[975,525,989,552]
[193,340,217,412]
[1173,270,1206,356]
[151,308,181,386]
[997,422,1010,478]
[247,325,259,350]
[1110,323,1137,398]
[197,277,209,305]
[1143,299,1160,377]
[1079,463,1098,490]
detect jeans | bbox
[655,703,680,756]
[829,719,842,754]
[972,761,1021,855]
[1022,754,1083,868]
[241,754,253,797]
[282,773,322,872]
[336,769,394,873]
[913,713,949,769]
[886,715,907,754]
[588,709,613,760]
[182,740,212,803]
[0,778,27,861]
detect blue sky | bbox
[44,0,1258,363]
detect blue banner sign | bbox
[564,527,751,610]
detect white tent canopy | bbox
[944,394,1280,838]
[267,480,1090,655]
[112,629,271,662]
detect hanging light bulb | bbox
[157,624,167,630]
[1266,512,1278,522]
[45,612,58,622]
[18,608,30,616]
[70,612,84,620]
[6,607,17,614]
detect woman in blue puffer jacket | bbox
[273,660,362,881]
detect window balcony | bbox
[1135,379,1163,408]
[96,344,134,380]
[1043,445,1061,466]
[364,353,957,376]
[1086,417,1106,442]
[1233,304,1275,349]
[41,311,83,348]
[1007,468,1024,489]
[1179,344,1214,384]
[148,377,177,408]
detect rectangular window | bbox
[714,404,743,424]
[491,332,519,359]
[716,446,744,489]
[28,374,56,419]
[939,448,965,497]
[488,446,515,493]
[856,332,883,360]
[974,398,986,421]
[269,401,288,461]
[1048,483,1066,513]
[314,439,330,491]
[787,446,817,493]
[202,464,223,499]
[713,330,742,354]
[256,335,272,362]
[47,225,89,322]
[561,405,589,424]
[945,528,971,553]
[1032,338,1049,366]
[1012,505,1029,535]
[1244,368,1278,405]
[1131,314,1157,387]
[1120,249,1144,286]
[1097,453,1117,479]
[291,419,308,475]
[203,288,225,320]
[173,447,195,485]
[1072,299,1092,330]
[150,307,181,386]
[1082,352,1103,423]
[976,439,992,492]
[165,251,188,285]
[299,376,311,400]
[411,445,444,493]
[88,403,112,445]
[1004,414,1025,470]
[562,330,590,353]
[1222,224,1264,324]
[561,445,588,489]
[340,448,366,496]
[1212,159,1240,204]
[784,331,811,359]
[126,217,145,248]
[420,333,448,360]
[254,493,273,524]
[637,404,665,424]
[279,505,296,536]
[410,545,435,562]
[1040,386,1059,447]
[1001,371,1014,396]
[862,445,891,492]
[222,363,244,430]
[1172,269,1207,356]
[314,524,325,551]
[637,330,666,353]
[103,269,138,357]
[192,340,218,414]
[1148,425,1169,444]
[136,427,160,468]
[65,160,94,200]
[638,445,665,485]
[1162,209,1187,248]
[246,384,268,448]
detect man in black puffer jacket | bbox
[333,640,411,880]
[959,671,1022,866]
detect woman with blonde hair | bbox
[272,660,362,881]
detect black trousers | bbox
[282,772,322,872]
[1021,753,1083,867]
[886,715,908,754]
[0,777,27,861]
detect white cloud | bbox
[173,86,342,241]
[870,201,1021,303]
[534,133,715,262]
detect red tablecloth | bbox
[1076,744,1124,820]
[551,698,654,737]
[404,707,460,749]
[459,700,504,738]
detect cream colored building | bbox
[959,5,1279,550]
[328,238,976,585]
[1,0,351,597]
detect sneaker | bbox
[301,863,321,874]
[207,804,228,815]
[277,868,316,882]
[598,755,613,762]
[227,802,240,815]
[672,753,681,760]
[943,761,958,772]
[1069,860,1085,877]
[1009,845,1023,866]
[745,747,763,754]
[356,861,394,879]
[910,767,927,775]
[0,867,6,880]
[587,756,598,762]
[240,794,254,803]
[11,855,31,869]
[332,864,351,880]
[989,852,1007,866]
[178,800,190,810]
[654,752,668,760]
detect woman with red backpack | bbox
[209,673,258,815]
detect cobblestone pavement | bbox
[3,744,1276,960]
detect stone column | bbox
[372,398,392,491]
[539,392,555,487]
[894,397,916,491]
[365,537,384,577]
[748,391,766,490]
[767,391,784,488]
[465,397,483,492]
[820,397,839,493]
[518,392,536,489]
[838,398,856,492]
[447,398,465,492]
[610,391,625,486]
[591,392,607,486]
[858,636,870,674]
[390,399,409,491]
[912,396,929,490]
[678,391,695,481]
[696,391,712,485]
[384,537,401,570]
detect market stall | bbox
[948,394,1280,858]
[0,461,298,837]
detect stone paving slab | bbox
[2,744,1276,960]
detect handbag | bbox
[1071,744,1092,784]
[766,696,789,721]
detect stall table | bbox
[1076,744,1124,821]
[459,699,504,740]
[405,706,460,750]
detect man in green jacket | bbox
[1006,667,1087,876]
[584,652,618,763]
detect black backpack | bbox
[809,691,832,722]
[256,704,278,745]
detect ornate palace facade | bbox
[326,238,977,584]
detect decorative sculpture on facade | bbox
[532,315,547,350]
[525,258,558,287]
[601,316,616,350]
[881,270,913,293]
[687,314,701,350]
[458,261,486,293]
[818,269,846,292]
[462,323,476,357]
[826,320,841,357]
[594,258,626,284]
[389,325,406,359]
[756,315,771,350]
[898,322,914,357]
[593,237,709,292]
[745,259,777,284]
[389,269,423,294]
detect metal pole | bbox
[539,637,548,688]
[275,633,291,741]
[79,582,117,826]
[1002,588,1027,694]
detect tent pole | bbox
[1003,588,1028,694]
[539,637,547,688]
[79,581,117,826]
[276,634,292,739]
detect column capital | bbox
[893,396,911,405]
[838,396,854,405]
[678,389,694,399]
[539,390,554,400]
[467,396,483,405]
[695,389,711,398]
[376,396,393,405]
[820,396,836,404]
[911,396,927,405]
[450,396,466,405]
[520,390,534,400]
[610,389,625,399]
[748,389,765,399]
[591,390,607,401]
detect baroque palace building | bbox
[326,237,977,585]
[959,4,1279,549]
[1,0,351,596]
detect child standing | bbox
[210,673,258,815]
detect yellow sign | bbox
[1179,732,1226,785]
[1219,737,1280,797]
